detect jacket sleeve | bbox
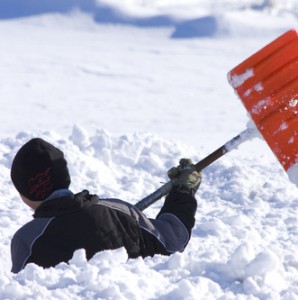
[156,187,197,237]
[11,218,54,273]
[11,234,29,273]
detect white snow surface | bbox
[1,1,298,299]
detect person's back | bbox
[12,190,142,272]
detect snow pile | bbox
[1,127,298,299]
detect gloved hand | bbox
[167,158,202,194]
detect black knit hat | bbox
[11,138,71,201]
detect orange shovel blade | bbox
[228,29,298,174]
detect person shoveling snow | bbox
[10,138,201,273]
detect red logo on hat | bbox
[28,168,53,199]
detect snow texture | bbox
[1,0,298,299]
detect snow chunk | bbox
[254,82,263,92]
[289,99,298,107]
[229,68,254,88]
[225,125,258,152]
[251,98,270,115]
[279,121,288,131]
[71,124,90,150]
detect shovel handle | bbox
[135,128,253,211]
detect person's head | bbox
[10,138,71,204]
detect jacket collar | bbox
[33,190,99,218]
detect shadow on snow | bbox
[0,0,223,38]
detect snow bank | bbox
[1,127,298,299]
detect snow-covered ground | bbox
[1,1,298,299]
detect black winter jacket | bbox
[11,188,197,273]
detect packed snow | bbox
[1,0,298,299]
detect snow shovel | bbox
[136,29,298,211]
[228,29,298,185]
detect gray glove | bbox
[167,158,202,194]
